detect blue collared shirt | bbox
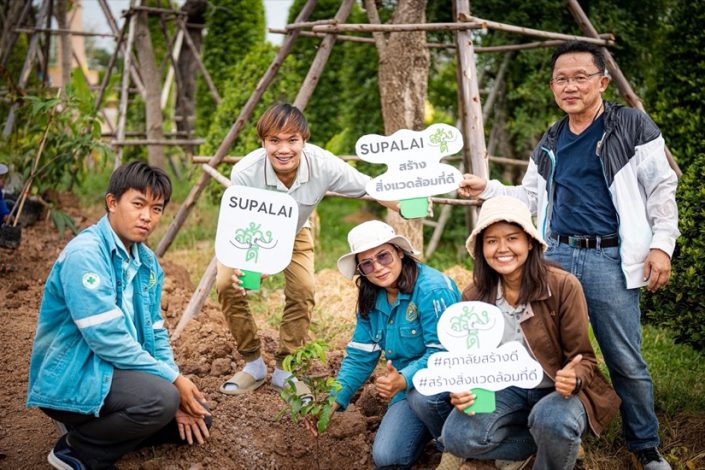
[333,263,461,409]
[27,216,178,416]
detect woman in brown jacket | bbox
[439,196,620,470]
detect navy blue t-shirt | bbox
[550,115,619,236]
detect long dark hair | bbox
[472,223,551,305]
[355,246,419,318]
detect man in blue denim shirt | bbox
[27,162,211,470]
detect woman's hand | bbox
[375,361,407,400]
[555,354,582,398]
[449,390,476,415]
[175,408,210,445]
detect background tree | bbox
[195,0,265,136]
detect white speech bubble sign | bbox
[355,123,464,201]
[215,185,299,274]
[412,301,543,396]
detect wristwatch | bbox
[572,377,583,395]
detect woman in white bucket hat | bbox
[327,220,461,469]
[437,196,620,470]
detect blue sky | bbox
[79,0,294,50]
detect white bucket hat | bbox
[465,196,547,258]
[337,220,420,279]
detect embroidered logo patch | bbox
[82,272,101,290]
[148,271,157,289]
[405,302,418,322]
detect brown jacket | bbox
[462,266,621,436]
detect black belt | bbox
[550,233,619,249]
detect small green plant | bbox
[277,340,341,435]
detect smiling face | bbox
[106,188,164,249]
[263,132,305,187]
[356,243,404,291]
[482,222,533,283]
[550,52,609,120]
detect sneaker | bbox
[635,448,672,470]
[436,452,464,470]
[495,458,531,470]
[47,435,87,470]
[52,419,69,437]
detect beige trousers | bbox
[215,227,315,365]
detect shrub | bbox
[642,151,705,350]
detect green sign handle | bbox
[239,269,261,291]
[400,197,429,219]
[463,388,496,414]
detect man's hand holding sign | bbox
[215,185,299,291]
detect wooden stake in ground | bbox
[114,1,141,170]
[134,6,166,169]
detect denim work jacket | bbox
[333,263,461,409]
[27,216,179,416]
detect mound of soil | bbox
[0,216,462,470]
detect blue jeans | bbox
[373,390,452,469]
[545,238,659,451]
[441,387,586,469]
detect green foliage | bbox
[0,70,110,194]
[278,341,342,435]
[642,151,705,351]
[287,0,383,152]
[196,0,265,134]
[50,208,79,239]
[648,0,705,170]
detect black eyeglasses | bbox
[357,250,395,276]
[550,71,603,87]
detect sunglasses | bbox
[357,249,396,276]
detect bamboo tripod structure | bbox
[0,0,682,337]
[0,0,216,173]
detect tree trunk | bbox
[134,10,166,169]
[56,0,71,87]
[176,0,207,148]
[373,0,429,253]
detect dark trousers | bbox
[42,369,211,470]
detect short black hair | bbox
[105,161,172,211]
[550,40,606,74]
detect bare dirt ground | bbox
[1,210,703,470]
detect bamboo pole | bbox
[172,256,218,340]
[41,0,54,87]
[114,1,140,170]
[284,19,336,30]
[455,2,488,181]
[269,28,614,52]
[155,0,317,258]
[97,0,146,98]
[459,13,614,46]
[131,5,187,16]
[13,27,117,38]
[178,20,220,105]
[113,139,205,146]
[2,0,51,137]
[294,0,354,110]
[190,153,528,166]
[0,0,33,68]
[94,18,127,111]
[311,22,483,34]
[564,0,681,177]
